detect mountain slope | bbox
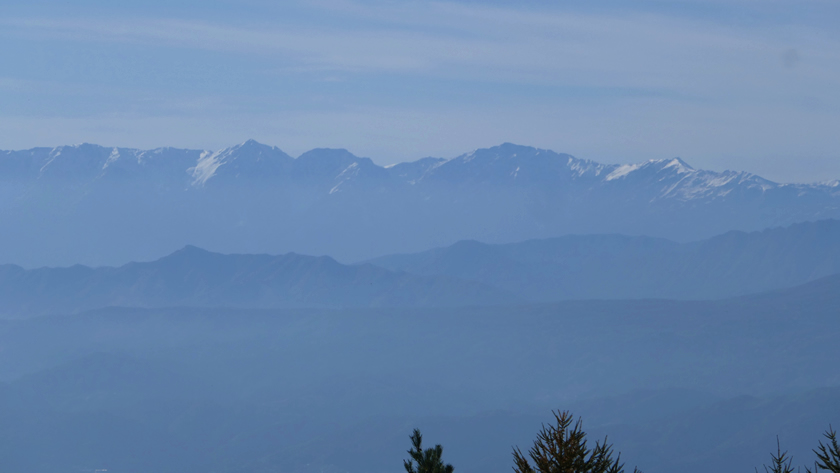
[366,219,840,300]
[0,246,518,317]
[0,273,840,473]
[1,141,839,267]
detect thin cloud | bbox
[1,0,839,181]
[3,4,838,94]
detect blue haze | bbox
[1,2,839,471]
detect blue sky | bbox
[0,0,838,182]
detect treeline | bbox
[404,411,840,473]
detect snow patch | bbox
[568,157,608,177]
[330,162,361,194]
[338,162,359,174]
[102,148,120,170]
[38,148,62,175]
[704,174,737,188]
[662,158,692,174]
[189,150,223,186]
[605,163,641,181]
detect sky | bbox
[0,0,838,183]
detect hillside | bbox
[366,219,840,300]
[0,275,838,473]
[0,246,516,317]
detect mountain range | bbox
[367,219,840,300]
[0,246,515,317]
[1,141,839,267]
[2,219,840,317]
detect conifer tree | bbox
[404,429,454,473]
[512,410,641,473]
[811,427,840,473]
[759,437,797,473]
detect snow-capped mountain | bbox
[0,140,838,267]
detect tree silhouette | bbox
[811,427,840,473]
[404,429,454,473]
[513,410,641,473]
[759,437,797,473]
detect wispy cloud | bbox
[1,0,839,181]
[3,1,838,97]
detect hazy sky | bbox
[1,0,838,182]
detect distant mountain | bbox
[366,219,840,300]
[0,246,517,317]
[0,273,839,473]
[1,140,839,267]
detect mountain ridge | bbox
[1,140,840,267]
[0,245,519,318]
[4,139,833,188]
[365,219,840,301]
[3,219,840,316]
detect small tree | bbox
[812,427,840,473]
[512,410,641,473]
[404,429,454,473]
[759,437,797,473]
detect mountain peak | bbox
[297,148,358,161]
[424,143,588,184]
[605,157,695,181]
[229,139,281,154]
[158,245,216,262]
[663,157,693,171]
[188,141,293,186]
[176,244,211,254]
[294,148,384,183]
[494,142,537,152]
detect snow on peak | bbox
[662,157,693,173]
[567,156,608,177]
[37,147,64,175]
[605,163,642,181]
[330,162,361,194]
[604,158,694,182]
[461,150,478,163]
[187,140,280,186]
[189,150,221,186]
[102,148,120,170]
